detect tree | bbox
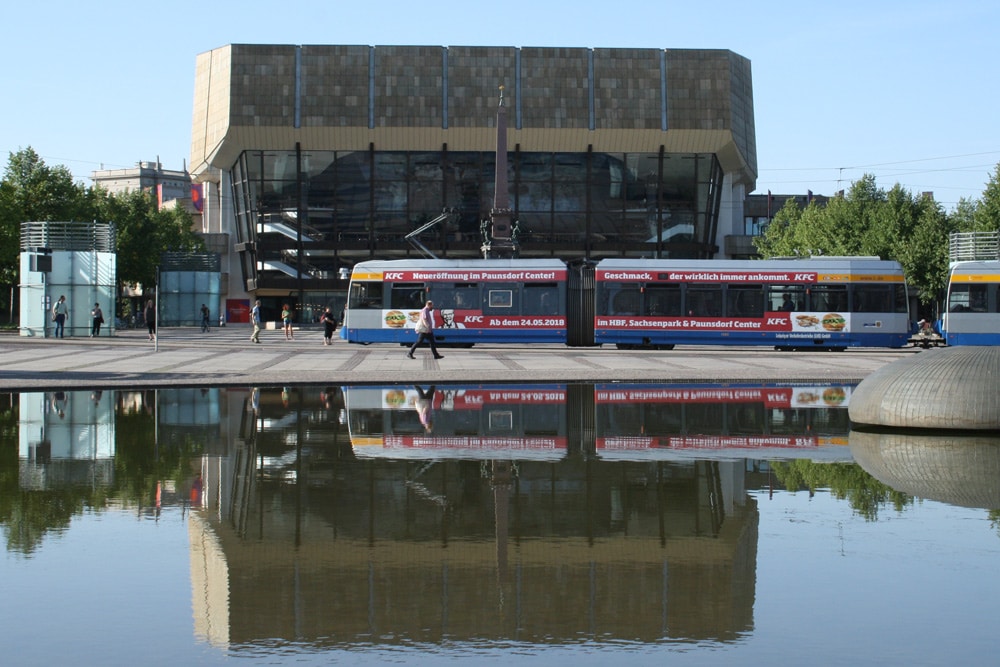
[950,197,978,233]
[91,188,205,290]
[0,148,89,318]
[1,147,87,223]
[972,163,1000,231]
[755,174,954,309]
[893,198,956,306]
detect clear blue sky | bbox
[3,0,997,210]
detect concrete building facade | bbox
[91,160,191,201]
[190,44,757,316]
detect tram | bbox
[345,257,912,349]
[344,384,570,460]
[940,260,1000,346]
[343,382,855,462]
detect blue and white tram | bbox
[345,258,568,345]
[344,256,912,349]
[940,261,1000,346]
[594,257,911,349]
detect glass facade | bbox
[230,148,723,293]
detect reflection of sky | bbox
[2,509,193,663]
[752,492,999,665]
[3,491,998,665]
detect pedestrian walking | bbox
[200,304,211,332]
[407,300,444,359]
[282,303,294,340]
[52,295,68,338]
[320,306,337,345]
[250,299,262,343]
[90,302,104,337]
[144,299,156,341]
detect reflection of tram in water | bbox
[594,383,852,461]
[345,382,854,461]
[346,384,569,460]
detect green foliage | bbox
[0,148,89,292]
[769,460,912,521]
[0,149,206,313]
[972,163,1000,231]
[91,188,205,290]
[755,172,966,308]
[0,395,204,555]
[2,147,88,222]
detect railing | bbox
[949,231,1000,262]
[20,220,115,252]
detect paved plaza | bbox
[0,325,920,390]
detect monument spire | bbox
[482,85,518,258]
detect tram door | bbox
[567,261,596,346]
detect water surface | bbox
[2,385,998,666]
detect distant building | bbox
[90,160,191,204]
[731,192,832,258]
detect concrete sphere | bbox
[848,346,1000,430]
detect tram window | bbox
[642,403,683,433]
[434,283,479,310]
[729,285,766,317]
[452,410,481,436]
[892,284,909,313]
[599,403,644,435]
[685,287,723,317]
[349,409,384,436]
[348,281,384,309]
[851,285,891,313]
[729,404,766,434]
[612,288,641,315]
[684,404,725,434]
[488,289,514,308]
[523,284,560,315]
[948,284,987,312]
[645,285,682,316]
[970,286,988,312]
[523,405,561,435]
[390,284,426,310]
[390,408,425,434]
[807,285,847,312]
[488,410,514,431]
[769,408,802,433]
[810,408,851,433]
[768,287,803,312]
[455,285,479,310]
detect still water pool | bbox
[2,384,998,666]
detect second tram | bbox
[940,260,1000,346]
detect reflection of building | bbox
[18,391,115,489]
[190,45,757,306]
[186,385,764,649]
[192,455,758,647]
